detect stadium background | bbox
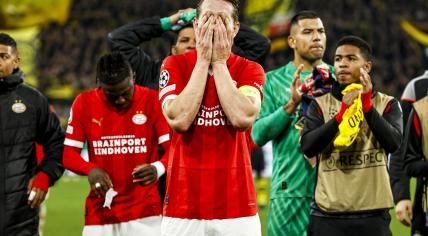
[1,0,427,235]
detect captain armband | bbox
[239,85,261,103]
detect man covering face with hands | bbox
[159,0,265,235]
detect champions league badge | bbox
[11,100,26,113]
[159,70,169,88]
[132,112,147,125]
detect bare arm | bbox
[211,15,261,130]
[162,15,213,132]
[163,62,210,132]
[213,63,260,130]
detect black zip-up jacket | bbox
[387,75,428,234]
[389,74,428,205]
[107,16,271,90]
[0,70,64,236]
[404,109,427,177]
[403,108,428,234]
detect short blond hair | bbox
[197,0,239,22]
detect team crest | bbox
[159,70,169,88]
[12,100,26,113]
[132,112,147,125]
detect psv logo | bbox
[12,100,26,113]
[159,70,169,88]
[132,112,147,125]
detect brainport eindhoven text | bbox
[193,105,231,126]
[92,135,147,155]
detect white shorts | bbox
[161,214,261,236]
[82,215,162,236]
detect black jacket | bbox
[0,70,64,236]
[107,16,271,90]
[388,75,428,234]
[389,74,428,204]
[403,108,428,234]
[404,109,427,177]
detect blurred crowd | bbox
[295,0,428,97]
[36,0,428,104]
[37,0,190,93]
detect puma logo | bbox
[91,117,103,127]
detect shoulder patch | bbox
[159,70,170,88]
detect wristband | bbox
[160,17,172,31]
[32,172,50,193]
[335,102,350,123]
[361,90,372,113]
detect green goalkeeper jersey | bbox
[252,61,334,199]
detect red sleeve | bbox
[153,93,171,168]
[159,56,185,109]
[62,94,96,175]
[63,146,96,176]
[237,61,265,99]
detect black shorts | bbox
[308,212,392,236]
[250,147,265,173]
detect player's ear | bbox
[13,54,20,69]
[171,45,177,55]
[288,36,296,49]
[364,61,372,74]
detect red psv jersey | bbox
[159,50,265,219]
[65,85,170,225]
